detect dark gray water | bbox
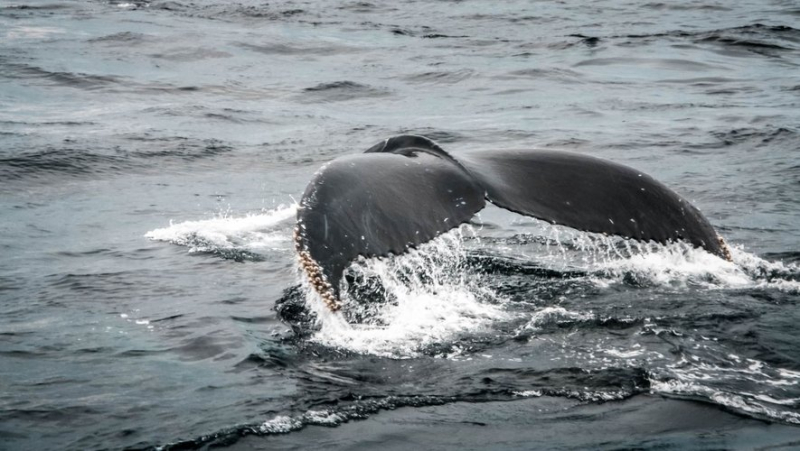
[2,0,800,449]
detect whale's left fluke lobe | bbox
[295,135,730,310]
[294,146,485,310]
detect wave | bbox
[299,81,392,103]
[157,395,452,449]
[237,41,362,56]
[0,60,120,90]
[651,364,800,425]
[399,69,475,85]
[156,366,648,449]
[0,137,233,183]
[0,56,272,98]
[87,31,149,44]
[709,127,799,149]
[0,147,133,181]
[616,23,800,57]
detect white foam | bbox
[595,245,750,288]
[604,347,646,359]
[258,415,302,434]
[524,226,799,293]
[144,204,296,254]
[514,390,544,397]
[303,227,509,358]
[652,379,800,424]
[648,348,800,425]
[304,410,346,425]
[523,306,596,330]
[731,247,800,294]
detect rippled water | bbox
[2,0,799,449]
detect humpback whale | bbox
[294,135,731,311]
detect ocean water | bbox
[1,0,799,449]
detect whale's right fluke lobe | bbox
[456,149,726,258]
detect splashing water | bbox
[144,204,297,259]
[510,224,800,293]
[301,226,509,358]
[289,217,800,358]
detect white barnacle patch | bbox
[294,228,342,312]
[718,236,733,262]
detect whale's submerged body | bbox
[294,135,730,310]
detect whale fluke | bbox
[294,135,729,310]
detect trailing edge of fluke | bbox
[294,135,731,311]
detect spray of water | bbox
[300,226,509,358]
[144,204,297,256]
[514,224,799,293]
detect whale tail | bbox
[294,135,728,310]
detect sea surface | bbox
[1,0,799,449]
